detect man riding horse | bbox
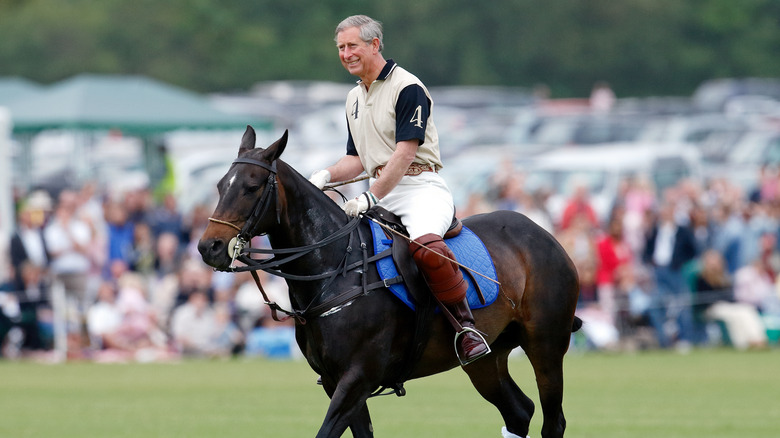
[309,15,490,364]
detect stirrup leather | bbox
[454,326,491,366]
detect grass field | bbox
[1,348,778,437]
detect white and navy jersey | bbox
[345,60,443,178]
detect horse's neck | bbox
[264,167,357,311]
[268,165,352,268]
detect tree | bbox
[0,0,777,97]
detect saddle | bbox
[361,207,498,396]
[365,207,493,310]
[363,207,467,308]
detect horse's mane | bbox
[244,146,349,223]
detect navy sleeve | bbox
[395,84,430,145]
[345,115,358,156]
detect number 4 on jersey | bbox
[409,105,423,128]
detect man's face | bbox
[336,26,375,78]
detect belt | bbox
[375,163,437,178]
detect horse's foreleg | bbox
[316,375,373,438]
[348,402,374,438]
[464,348,534,438]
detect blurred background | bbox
[1,0,780,362]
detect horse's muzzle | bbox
[198,237,230,269]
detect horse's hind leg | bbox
[525,333,570,438]
[464,349,534,438]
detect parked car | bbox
[703,130,780,192]
[514,113,650,147]
[522,142,702,226]
[637,113,750,162]
[693,78,780,112]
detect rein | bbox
[207,157,393,325]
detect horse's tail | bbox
[571,316,583,333]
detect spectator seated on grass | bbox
[692,249,768,350]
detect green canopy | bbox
[8,74,268,134]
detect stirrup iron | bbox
[454,326,491,366]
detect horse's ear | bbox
[238,125,256,154]
[265,129,288,161]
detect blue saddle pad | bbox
[369,221,499,310]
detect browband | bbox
[233,157,277,173]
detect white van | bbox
[522,142,702,226]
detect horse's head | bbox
[198,125,287,270]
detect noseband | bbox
[208,156,280,266]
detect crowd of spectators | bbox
[461,164,780,352]
[0,183,298,362]
[2,159,780,361]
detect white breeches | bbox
[373,172,455,240]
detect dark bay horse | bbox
[198,126,581,438]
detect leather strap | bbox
[375,162,436,178]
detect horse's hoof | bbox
[501,426,530,438]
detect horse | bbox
[198,126,581,438]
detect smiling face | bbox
[336,26,382,84]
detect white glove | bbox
[309,170,331,190]
[343,191,379,217]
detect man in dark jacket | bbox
[10,199,50,291]
[642,201,698,348]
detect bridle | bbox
[206,156,373,324]
[208,156,280,265]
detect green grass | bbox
[1,349,778,437]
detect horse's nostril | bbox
[198,238,224,259]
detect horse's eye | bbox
[245,185,261,194]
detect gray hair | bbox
[334,15,384,52]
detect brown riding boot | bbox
[448,297,491,365]
[410,233,490,365]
